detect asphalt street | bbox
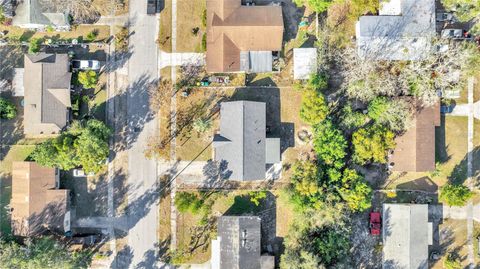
[126,0,160,268]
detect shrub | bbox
[300,89,329,125]
[78,70,98,89]
[86,29,99,42]
[174,192,204,214]
[192,118,211,133]
[248,191,267,206]
[439,184,473,206]
[201,9,207,27]
[0,97,17,119]
[28,38,42,54]
[45,25,55,33]
[444,252,461,269]
[201,33,207,52]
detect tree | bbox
[0,97,17,119]
[439,183,473,206]
[149,79,172,111]
[289,161,323,209]
[0,237,92,268]
[441,0,480,23]
[31,119,111,173]
[192,118,212,133]
[313,120,347,168]
[300,89,329,125]
[28,38,41,54]
[367,97,412,132]
[352,125,395,165]
[293,0,333,13]
[174,192,204,214]
[248,191,267,206]
[0,7,5,24]
[77,70,98,89]
[339,104,367,130]
[337,168,372,212]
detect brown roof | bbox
[24,53,72,136]
[390,101,440,172]
[11,161,69,236]
[206,0,284,72]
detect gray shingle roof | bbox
[213,101,266,181]
[356,0,436,60]
[217,216,262,269]
[382,204,432,269]
[12,0,69,28]
[24,53,72,135]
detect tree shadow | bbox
[448,146,480,185]
[396,176,438,193]
[435,115,451,164]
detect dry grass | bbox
[0,25,110,42]
[176,0,206,52]
[431,219,469,269]
[158,0,172,52]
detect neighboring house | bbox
[293,48,318,80]
[355,0,436,60]
[12,0,69,30]
[206,0,284,73]
[10,161,71,237]
[24,53,72,136]
[213,101,280,181]
[211,216,274,269]
[382,204,432,269]
[389,101,440,172]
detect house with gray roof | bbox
[355,0,436,60]
[12,0,69,30]
[383,204,433,269]
[213,101,280,181]
[211,216,274,269]
[24,53,72,136]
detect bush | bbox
[85,29,99,42]
[352,125,395,165]
[201,33,206,52]
[248,191,267,206]
[300,89,329,125]
[439,184,473,206]
[45,25,55,33]
[78,70,98,89]
[201,9,207,27]
[28,38,42,54]
[174,192,204,214]
[192,118,211,133]
[339,105,368,130]
[0,97,17,119]
[444,252,461,269]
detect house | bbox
[293,48,318,80]
[10,161,71,237]
[12,0,70,30]
[213,101,280,181]
[382,204,432,269]
[24,53,72,136]
[211,216,274,269]
[389,101,440,172]
[206,0,284,73]
[355,0,436,60]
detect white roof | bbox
[382,204,431,269]
[356,0,436,60]
[293,48,317,80]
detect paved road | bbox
[125,0,160,268]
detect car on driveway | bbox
[369,212,381,235]
[441,105,454,114]
[441,29,469,39]
[72,60,101,71]
[147,0,157,15]
[436,12,455,22]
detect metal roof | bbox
[293,48,317,80]
[382,204,432,269]
[356,0,436,60]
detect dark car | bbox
[440,105,454,114]
[147,0,157,15]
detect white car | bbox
[72,60,101,71]
[73,169,94,177]
[441,29,465,39]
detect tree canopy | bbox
[77,70,98,89]
[439,183,473,206]
[0,97,17,119]
[313,120,347,168]
[367,96,412,132]
[293,0,334,13]
[300,89,329,125]
[352,125,395,165]
[31,119,111,173]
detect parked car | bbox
[369,212,381,235]
[440,105,454,114]
[73,169,94,177]
[147,0,157,15]
[72,60,101,71]
[441,29,470,39]
[436,12,455,22]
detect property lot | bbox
[176,0,206,52]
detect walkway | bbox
[94,15,129,26]
[159,51,204,69]
[466,77,475,268]
[448,100,480,119]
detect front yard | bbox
[0,25,111,43]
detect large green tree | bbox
[441,0,480,23]
[367,97,411,132]
[439,183,473,206]
[300,89,329,125]
[293,0,333,13]
[0,97,17,119]
[289,161,323,209]
[337,168,372,212]
[0,237,91,269]
[313,120,347,168]
[31,119,111,173]
[352,125,395,165]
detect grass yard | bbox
[0,25,110,43]
[386,116,469,190]
[431,219,469,269]
[158,0,172,52]
[176,0,206,52]
[175,190,284,264]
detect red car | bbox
[369,212,381,235]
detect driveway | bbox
[119,0,160,268]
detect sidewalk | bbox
[159,51,205,69]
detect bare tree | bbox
[148,79,172,112]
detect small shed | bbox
[293,48,317,80]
